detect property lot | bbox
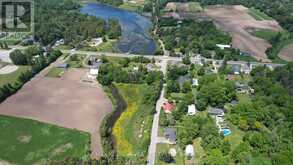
[205,5,282,62]
[0,68,113,159]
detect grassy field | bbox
[112,83,153,157]
[155,143,185,165]
[0,115,90,164]
[45,67,65,78]
[248,8,272,21]
[251,29,279,42]
[0,66,31,87]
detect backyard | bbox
[0,115,89,164]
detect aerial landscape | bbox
[0,0,293,165]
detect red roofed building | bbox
[162,102,175,113]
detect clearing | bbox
[0,68,113,159]
[0,115,89,164]
[205,5,283,62]
[278,43,293,62]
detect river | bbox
[80,3,156,55]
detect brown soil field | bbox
[205,5,283,62]
[0,67,113,159]
[279,43,293,61]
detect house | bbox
[216,44,231,50]
[192,78,199,86]
[235,82,255,94]
[241,63,252,74]
[187,104,197,116]
[88,56,102,69]
[185,144,195,157]
[208,107,224,117]
[163,102,175,114]
[231,64,241,75]
[57,63,68,69]
[164,128,176,144]
[146,63,154,71]
[89,38,103,47]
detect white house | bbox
[185,144,195,157]
[192,78,199,86]
[187,104,197,116]
[216,44,231,50]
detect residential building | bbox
[164,128,176,144]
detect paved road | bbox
[147,84,166,165]
[60,50,285,68]
[147,59,168,165]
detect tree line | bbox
[0,48,62,103]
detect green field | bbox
[252,29,279,42]
[0,66,31,87]
[45,67,65,78]
[0,115,90,164]
[248,8,273,21]
[112,83,154,156]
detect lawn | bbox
[112,83,154,157]
[0,115,90,164]
[45,67,65,78]
[66,54,86,68]
[0,66,31,87]
[155,143,185,165]
[251,29,279,42]
[248,8,273,21]
[96,39,117,52]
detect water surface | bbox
[81,3,156,55]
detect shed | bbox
[165,128,176,144]
[187,104,196,116]
[89,68,99,76]
[192,78,199,86]
[185,144,195,157]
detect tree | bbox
[182,81,191,93]
[204,149,229,165]
[9,49,27,65]
[159,152,174,163]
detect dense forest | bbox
[34,0,121,47]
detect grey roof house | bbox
[165,128,176,144]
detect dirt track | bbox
[205,5,283,62]
[0,67,113,159]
